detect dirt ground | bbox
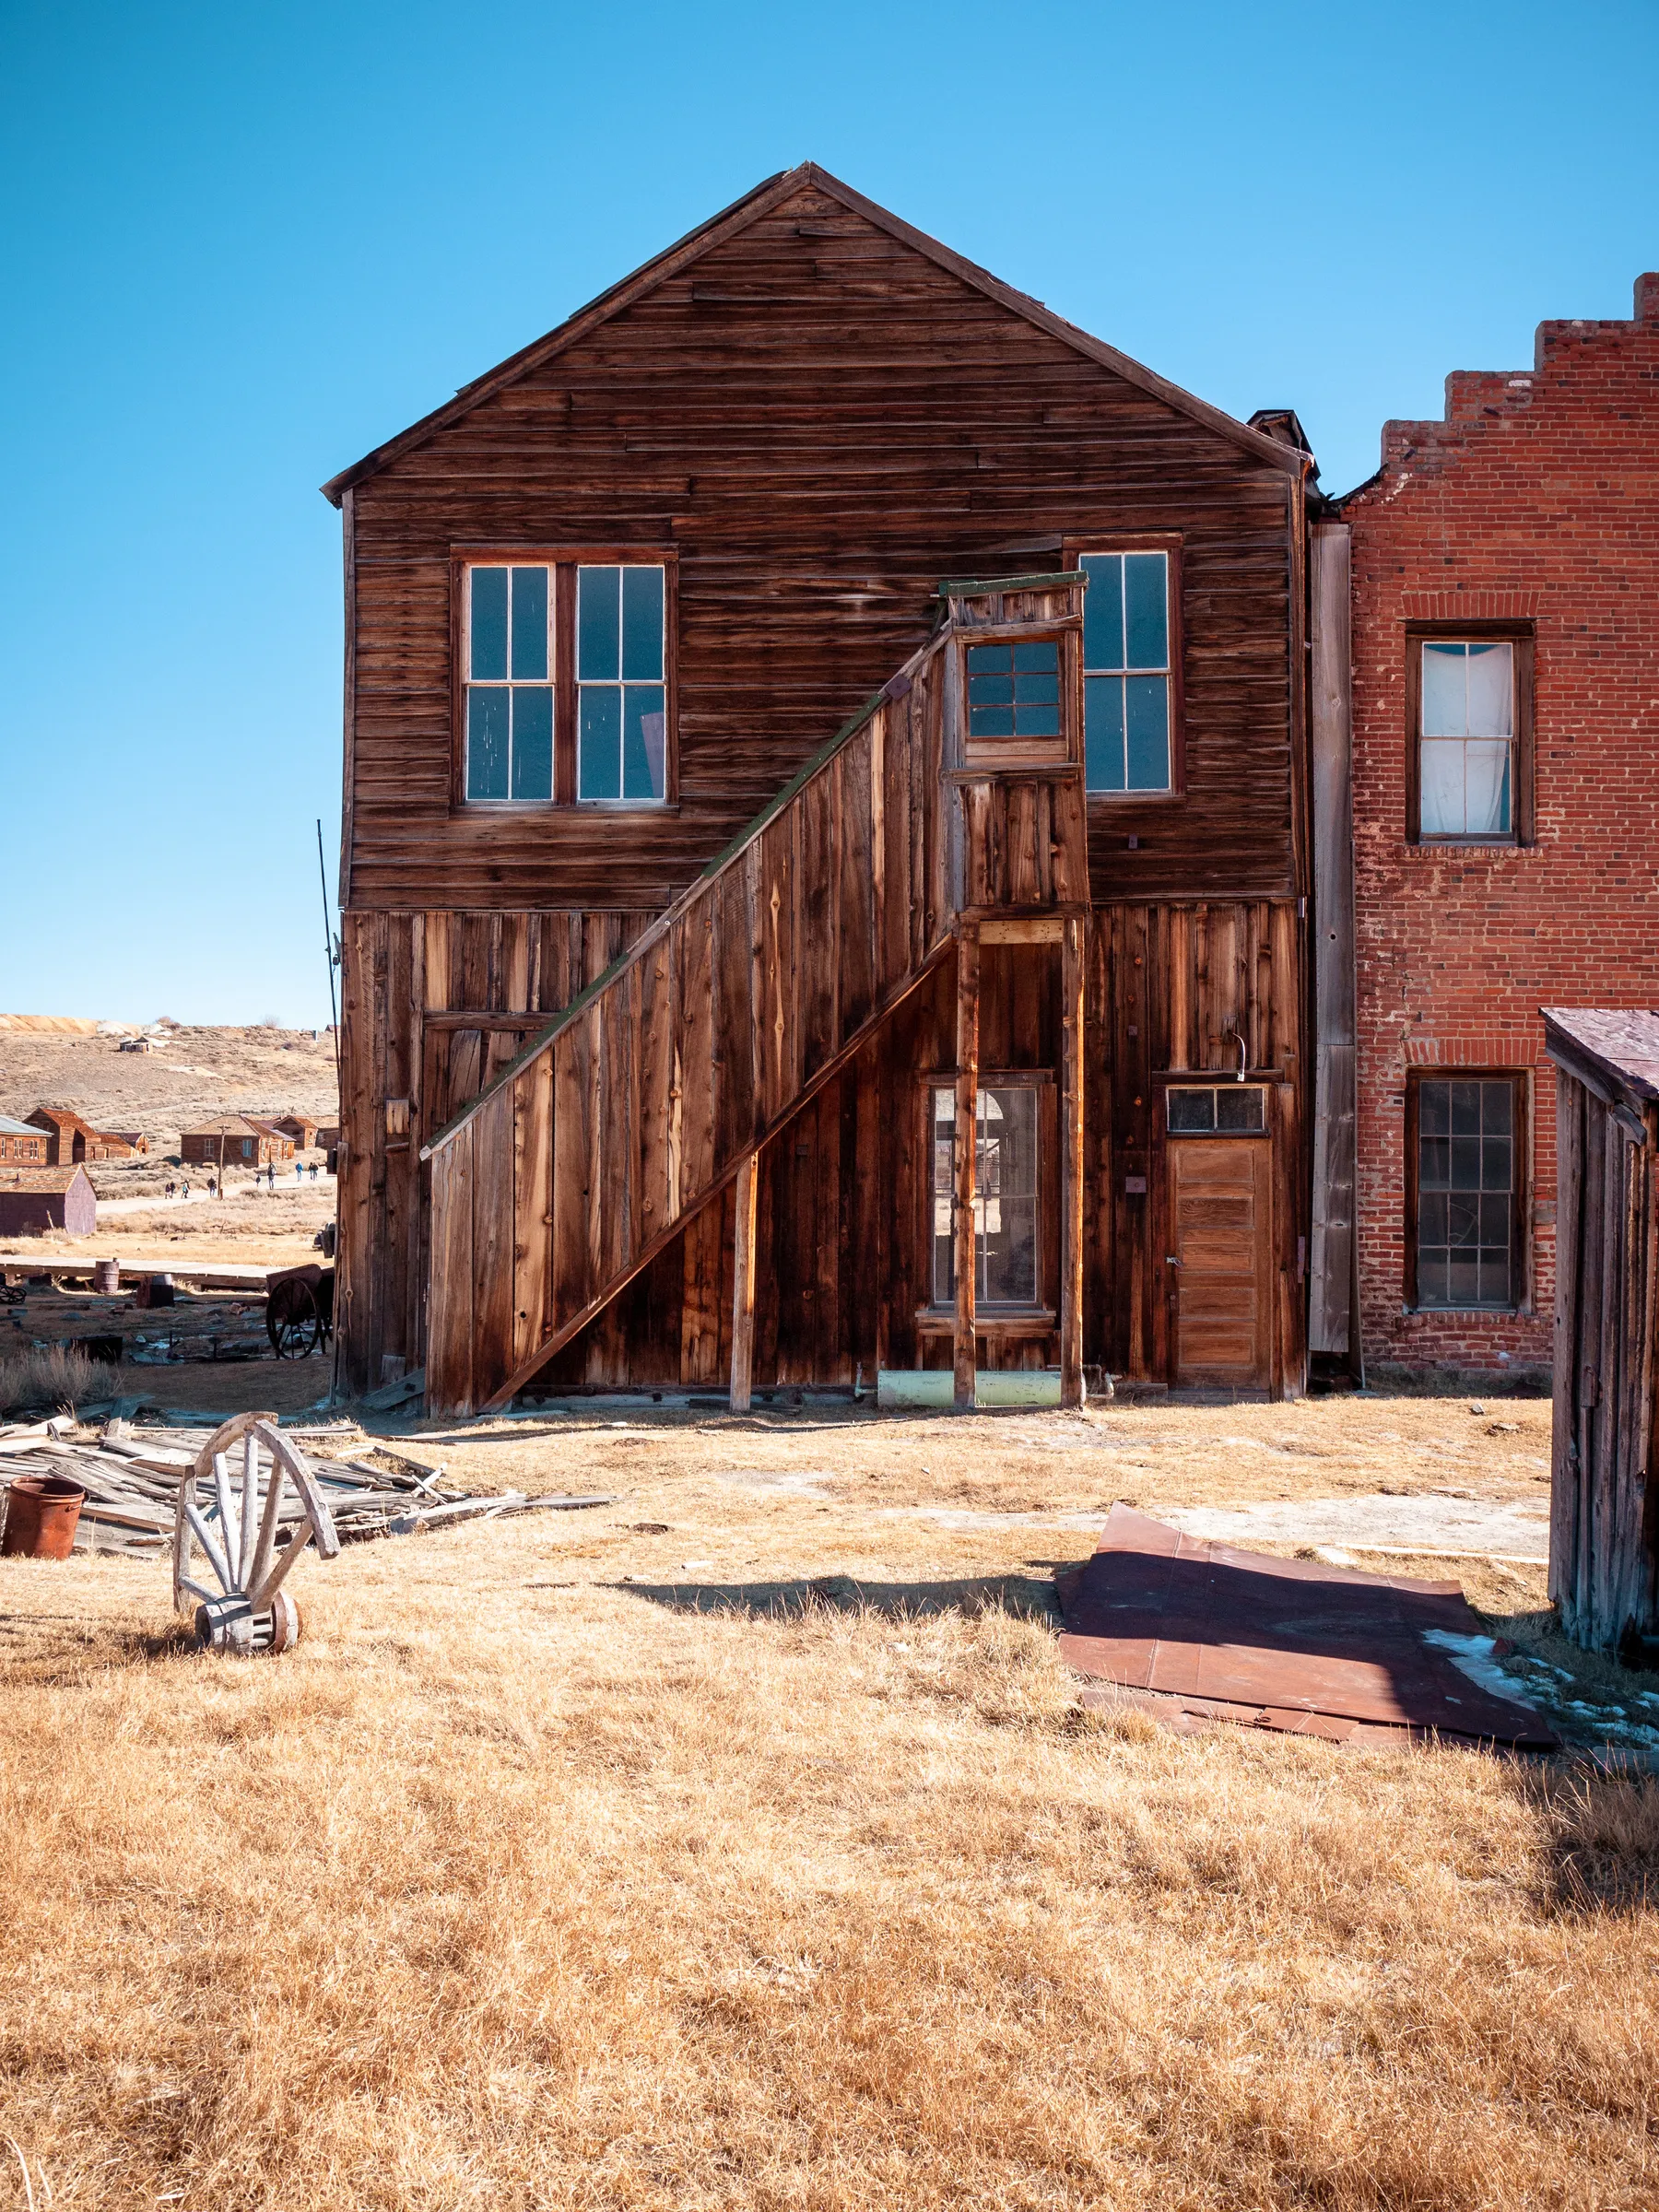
[2,1385,1655,2209]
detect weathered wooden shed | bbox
[1543,1008,1659,1662]
[0,1164,97,1238]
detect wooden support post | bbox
[730,1147,759,1414]
[1060,912,1086,1408]
[954,925,980,1411]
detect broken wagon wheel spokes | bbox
[171,1412,342,1653]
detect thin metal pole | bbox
[316,818,342,1094]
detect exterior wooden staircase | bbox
[420,575,1091,1416]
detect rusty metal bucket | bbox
[2,1474,86,1560]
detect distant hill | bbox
[0,1022,339,1190]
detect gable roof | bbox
[0,1113,41,1137]
[0,1165,92,1195]
[322,163,1302,506]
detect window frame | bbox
[450,547,679,811]
[1405,621,1534,847]
[1404,1068,1530,1314]
[1163,1082,1273,1138]
[1065,535,1185,800]
[924,1070,1053,1313]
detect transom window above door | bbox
[1079,550,1173,794]
[1166,1084,1268,1135]
[460,556,672,806]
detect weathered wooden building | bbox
[24,1109,138,1165]
[322,165,1314,1416]
[1543,1008,1659,1662]
[0,1164,97,1239]
[180,1117,295,1171]
[0,1115,50,1167]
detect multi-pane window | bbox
[966,640,1062,743]
[578,564,666,802]
[1415,1077,1518,1310]
[931,1086,1039,1306]
[465,565,554,801]
[1418,641,1514,839]
[1080,550,1171,793]
[1167,1085,1267,1135]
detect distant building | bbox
[0,1114,50,1166]
[0,1164,97,1238]
[270,1112,322,1148]
[24,1109,140,1164]
[117,1036,157,1053]
[180,1117,296,1170]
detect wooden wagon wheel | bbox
[171,1412,341,1653]
[268,1278,324,1359]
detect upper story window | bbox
[1080,550,1172,794]
[465,565,553,801]
[966,641,1062,743]
[459,555,672,807]
[1419,641,1512,838]
[1407,627,1533,845]
[577,565,666,802]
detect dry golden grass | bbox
[0,1342,97,1416]
[2,1396,1654,2209]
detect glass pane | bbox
[1085,676,1124,791]
[932,1090,955,1301]
[469,567,509,682]
[1418,1191,1448,1245]
[465,687,509,799]
[1447,1254,1480,1305]
[510,567,548,681]
[1420,642,1466,737]
[1479,1194,1511,1245]
[1419,1136,1451,1187]
[1450,1135,1482,1188]
[579,687,621,799]
[1481,1082,1512,1135]
[1124,675,1171,790]
[1217,1086,1265,1133]
[1418,1248,1449,1307]
[982,1195,1037,1304]
[1081,553,1124,671]
[1168,1088,1216,1133]
[1447,1194,1480,1246]
[1464,741,1512,835]
[1450,1082,1482,1135]
[1013,669,1060,705]
[621,566,665,681]
[1465,642,1512,736]
[622,685,665,801]
[967,644,1013,674]
[1478,1251,1512,1306]
[510,686,553,800]
[1481,1136,1512,1192]
[578,566,620,681]
[1419,1083,1451,1136]
[1419,739,1465,834]
[1013,641,1056,673]
[1124,553,1168,670]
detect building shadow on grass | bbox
[613,1568,1065,1625]
[1520,1758,1659,1917]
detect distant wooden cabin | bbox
[323,163,1314,1415]
[1543,1008,1659,1663]
[0,1164,97,1238]
[24,1109,139,1164]
[181,1117,296,1170]
[0,1114,50,1166]
[271,1112,322,1149]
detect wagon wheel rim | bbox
[171,1413,342,1651]
[272,1284,322,1359]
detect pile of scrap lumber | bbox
[0,1417,609,1557]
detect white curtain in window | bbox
[1464,739,1511,834]
[1420,643,1468,736]
[1465,643,1513,736]
[1419,738,1466,834]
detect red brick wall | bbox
[1344,275,1659,1376]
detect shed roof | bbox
[321,162,1305,506]
[0,1165,92,1194]
[1543,1008,1659,1115]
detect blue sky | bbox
[4,1,1654,1026]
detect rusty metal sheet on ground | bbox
[1057,1504,1556,1747]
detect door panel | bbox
[1169,1138,1272,1388]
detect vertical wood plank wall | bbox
[1550,1069,1659,1654]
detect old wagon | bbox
[265,1263,335,1359]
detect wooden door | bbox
[1167,1139,1273,1389]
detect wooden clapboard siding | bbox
[338,177,1301,920]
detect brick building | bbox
[1334,273,1659,1377]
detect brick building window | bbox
[1406,625,1534,844]
[1407,1074,1524,1311]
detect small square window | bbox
[1166,1085,1267,1135]
[965,640,1061,741]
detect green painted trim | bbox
[936,571,1088,597]
[877,1368,1067,1409]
